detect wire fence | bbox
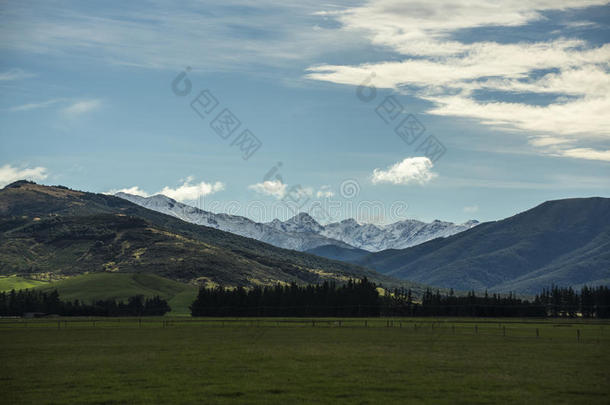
[0,317,608,343]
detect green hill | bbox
[357,198,610,293]
[33,273,198,315]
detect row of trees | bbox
[0,289,171,317]
[190,280,610,318]
[191,278,380,317]
[382,289,546,317]
[535,285,610,318]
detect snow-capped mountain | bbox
[322,218,479,251]
[115,193,478,253]
[115,193,353,251]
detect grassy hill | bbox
[34,273,198,315]
[357,198,610,293]
[0,273,198,315]
[0,181,418,292]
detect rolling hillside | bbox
[356,198,610,293]
[0,181,413,290]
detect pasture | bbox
[1,318,608,404]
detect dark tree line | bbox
[191,278,380,317]
[535,285,610,318]
[382,289,545,317]
[0,289,171,317]
[191,280,610,318]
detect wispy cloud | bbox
[9,98,66,112]
[248,180,288,198]
[62,99,102,117]
[0,164,48,187]
[0,68,35,81]
[463,205,479,213]
[306,0,610,161]
[557,148,610,162]
[372,157,437,185]
[0,1,355,71]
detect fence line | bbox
[0,317,607,343]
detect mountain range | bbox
[0,181,412,290]
[1,181,607,296]
[115,192,478,252]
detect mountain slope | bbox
[305,245,371,263]
[357,198,610,293]
[116,192,478,252]
[0,181,410,289]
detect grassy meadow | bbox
[1,318,608,404]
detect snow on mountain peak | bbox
[115,192,478,253]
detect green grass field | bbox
[1,318,608,404]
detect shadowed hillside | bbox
[356,198,610,293]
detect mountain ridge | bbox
[116,192,478,252]
[0,181,416,290]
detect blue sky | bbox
[1,0,608,225]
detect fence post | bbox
[503,326,506,337]
[364,320,367,328]
[312,320,315,327]
[536,328,539,338]
[577,329,581,343]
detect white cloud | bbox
[62,99,102,117]
[463,205,479,213]
[0,164,48,187]
[316,185,334,198]
[306,0,610,161]
[371,157,437,185]
[0,68,35,81]
[557,148,610,162]
[159,178,224,201]
[248,180,288,199]
[107,177,224,201]
[107,186,150,197]
[0,2,357,71]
